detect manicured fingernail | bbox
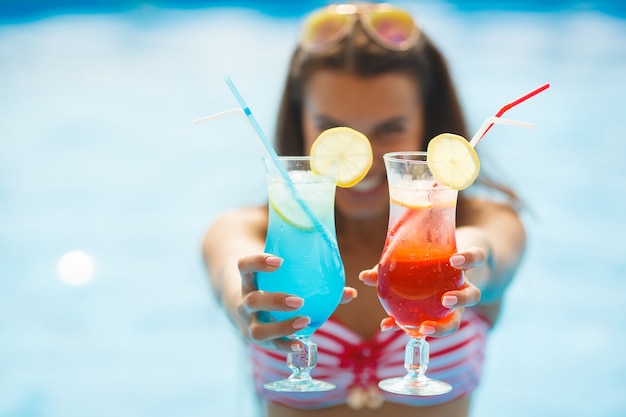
[442,295,458,307]
[380,317,395,332]
[292,316,311,330]
[285,296,304,309]
[449,255,465,267]
[419,325,436,335]
[266,256,283,267]
[380,323,393,332]
[290,342,302,352]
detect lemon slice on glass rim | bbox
[426,133,480,190]
[310,127,373,188]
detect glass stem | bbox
[405,336,428,379]
[286,337,317,381]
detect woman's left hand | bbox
[359,246,483,338]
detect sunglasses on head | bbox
[300,3,421,53]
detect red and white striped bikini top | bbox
[250,308,490,410]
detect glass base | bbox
[378,375,452,396]
[263,377,336,392]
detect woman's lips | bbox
[337,174,388,216]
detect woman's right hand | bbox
[236,254,357,353]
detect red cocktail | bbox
[377,151,463,396]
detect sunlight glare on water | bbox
[57,251,95,285]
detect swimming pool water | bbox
[1,1,625,416]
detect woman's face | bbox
[302,69,425,219]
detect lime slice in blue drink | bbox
[268,171,334,230]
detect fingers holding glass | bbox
[238,290,311,352]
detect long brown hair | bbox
[273,22,519,217]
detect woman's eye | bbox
[380,124,405,134]
[372,125,406,142]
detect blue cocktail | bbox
[256,156,345,392]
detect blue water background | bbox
[1,1,625,416]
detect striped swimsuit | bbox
[250,308,490,410]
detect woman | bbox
[203,3,526,416]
